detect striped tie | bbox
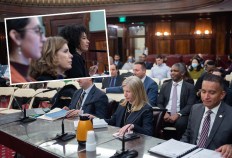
[76,91,86,109]
[197,110,212,148]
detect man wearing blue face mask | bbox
[121,55,135,70]
[188,57,204,79]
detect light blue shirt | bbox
[150,63,170,80]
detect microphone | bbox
[19,88,56,123]
[110,107,152,158]
[53,109,77,141]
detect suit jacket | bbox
[105,103,153,136]
[69,85,108,119]
[106,76,158,106]
[157,80,196,116]
[114,61,123,69]
[102,75,124,89]
[145,62,153,69]
[181,102,232,150]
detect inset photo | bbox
[5,9,110,85]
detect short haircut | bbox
[172,62,186,74]
[203,73,225,91]
[206,60,215,66]
[111,64,119,70]
[134,61,146,70]
[156,54,164,59]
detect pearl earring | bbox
[18,46,22,55]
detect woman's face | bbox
[20,17,46,60]
[56,43,73,73]
[123,85,134,104]
[79,32,89,52]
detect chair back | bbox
[152,108,167,138]
[47,81,65,90]
[0,87,15,108]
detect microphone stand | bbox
[20,88,56,123]
[111,108,151,158]
[54,109,77,141]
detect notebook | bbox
[38,108,67,121]
[148,139,198,158]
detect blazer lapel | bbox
[83,85,96,106]
[206,103,225,148]
[180,82,187,109]
[193,105,205,144]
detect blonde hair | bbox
[30,36,67,78]
[121,76,148,111]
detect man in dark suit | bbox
[105,62,158,106]
[157,63,196,139]
[181,74,232,158]
[140,53,153,69]
[102,64,124,89]
[114,54,123,69]
[64,78,108,119]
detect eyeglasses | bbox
[18,26,44,38]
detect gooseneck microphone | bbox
[18,88,57,123]
[110,108,152,158]
[53,109,77,141]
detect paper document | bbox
[38,108,67,121]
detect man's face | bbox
[201,81,225,109]
[156,58,163,66]
[133,64,146,79]
[141,55,146,62]
[170,65,183,82]
[110,64,118,77]
[77,78,92,89]
[114,55,120,61]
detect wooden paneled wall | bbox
[107,12,232,60]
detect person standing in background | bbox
[59,25,97,78]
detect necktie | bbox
[76,91,86,109]
[109,77,115,87]
[170,83,178,115]
[197,110,212,148]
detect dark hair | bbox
[156,54,164,59]
[6,18,30,52]
[206,60,215,66]
[59,25,87,54]
[203,73,225,91]
[134,61,146,70]
[189,57,202,71]
[142,53,147,57]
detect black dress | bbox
[65,53,89,78]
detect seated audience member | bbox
[225,53,232,75]
[114,54,123,69]
[63,78,108,119]
[105,76,153,136]
[157,63,196,140]
[121,55,135,70]
[105,62,158,107]
[30,36,73,81]
[59,25,97,78]
[195,60,216,102]
[212,68,232,106]
[6,17,46,83]
[182,63,194,85]
[102,64,123,89]
[188,57,204,79]
[181,74,232,158]
[150,55,170,80]
[140,53,153,69]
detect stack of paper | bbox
[38,108,67,121]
